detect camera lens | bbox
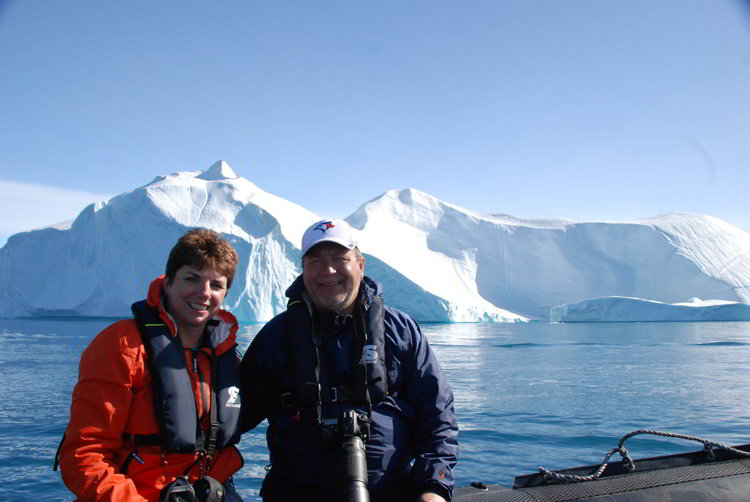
[336,434,369,502]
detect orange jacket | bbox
[60,276,244,502]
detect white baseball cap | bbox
[301,219,358,257]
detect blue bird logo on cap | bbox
[314,221,336,233]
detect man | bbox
[240,218,458,501]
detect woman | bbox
[59,229,244,502]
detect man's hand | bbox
[418,492,447,502]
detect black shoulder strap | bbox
[352,300,371,407]
[207,348,219,459]
[356,295,388,404]
[286,299,329,423]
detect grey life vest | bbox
[131,300,241,454]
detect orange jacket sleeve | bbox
[60,321,149,502]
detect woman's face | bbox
[163,265,228,336]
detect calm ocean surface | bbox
[3,318,750,500]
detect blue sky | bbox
[1,0,749,247]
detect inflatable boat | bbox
[453,430,750,501]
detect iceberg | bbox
[1,161,749,323]
[348,189,750,321]
[550,296,750,322]
[0,162,519,321]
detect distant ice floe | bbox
[550,296,750,322]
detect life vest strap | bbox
[206,348,219,460]
[279,384,356,409]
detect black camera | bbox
[160,476,225,502]
[333,410,370,502]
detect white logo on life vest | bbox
[360,345,378,365]
[226,386,241,408]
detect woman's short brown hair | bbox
[165,229,238,289]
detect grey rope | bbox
[539,429,750,484]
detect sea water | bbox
[2,319,750,500]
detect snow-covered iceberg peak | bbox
[349,188,527,321]
[197,160,238,181]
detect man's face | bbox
[302,242,364,315]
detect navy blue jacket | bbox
[240,276,459,500]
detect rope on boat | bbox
[539,429,750,484]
